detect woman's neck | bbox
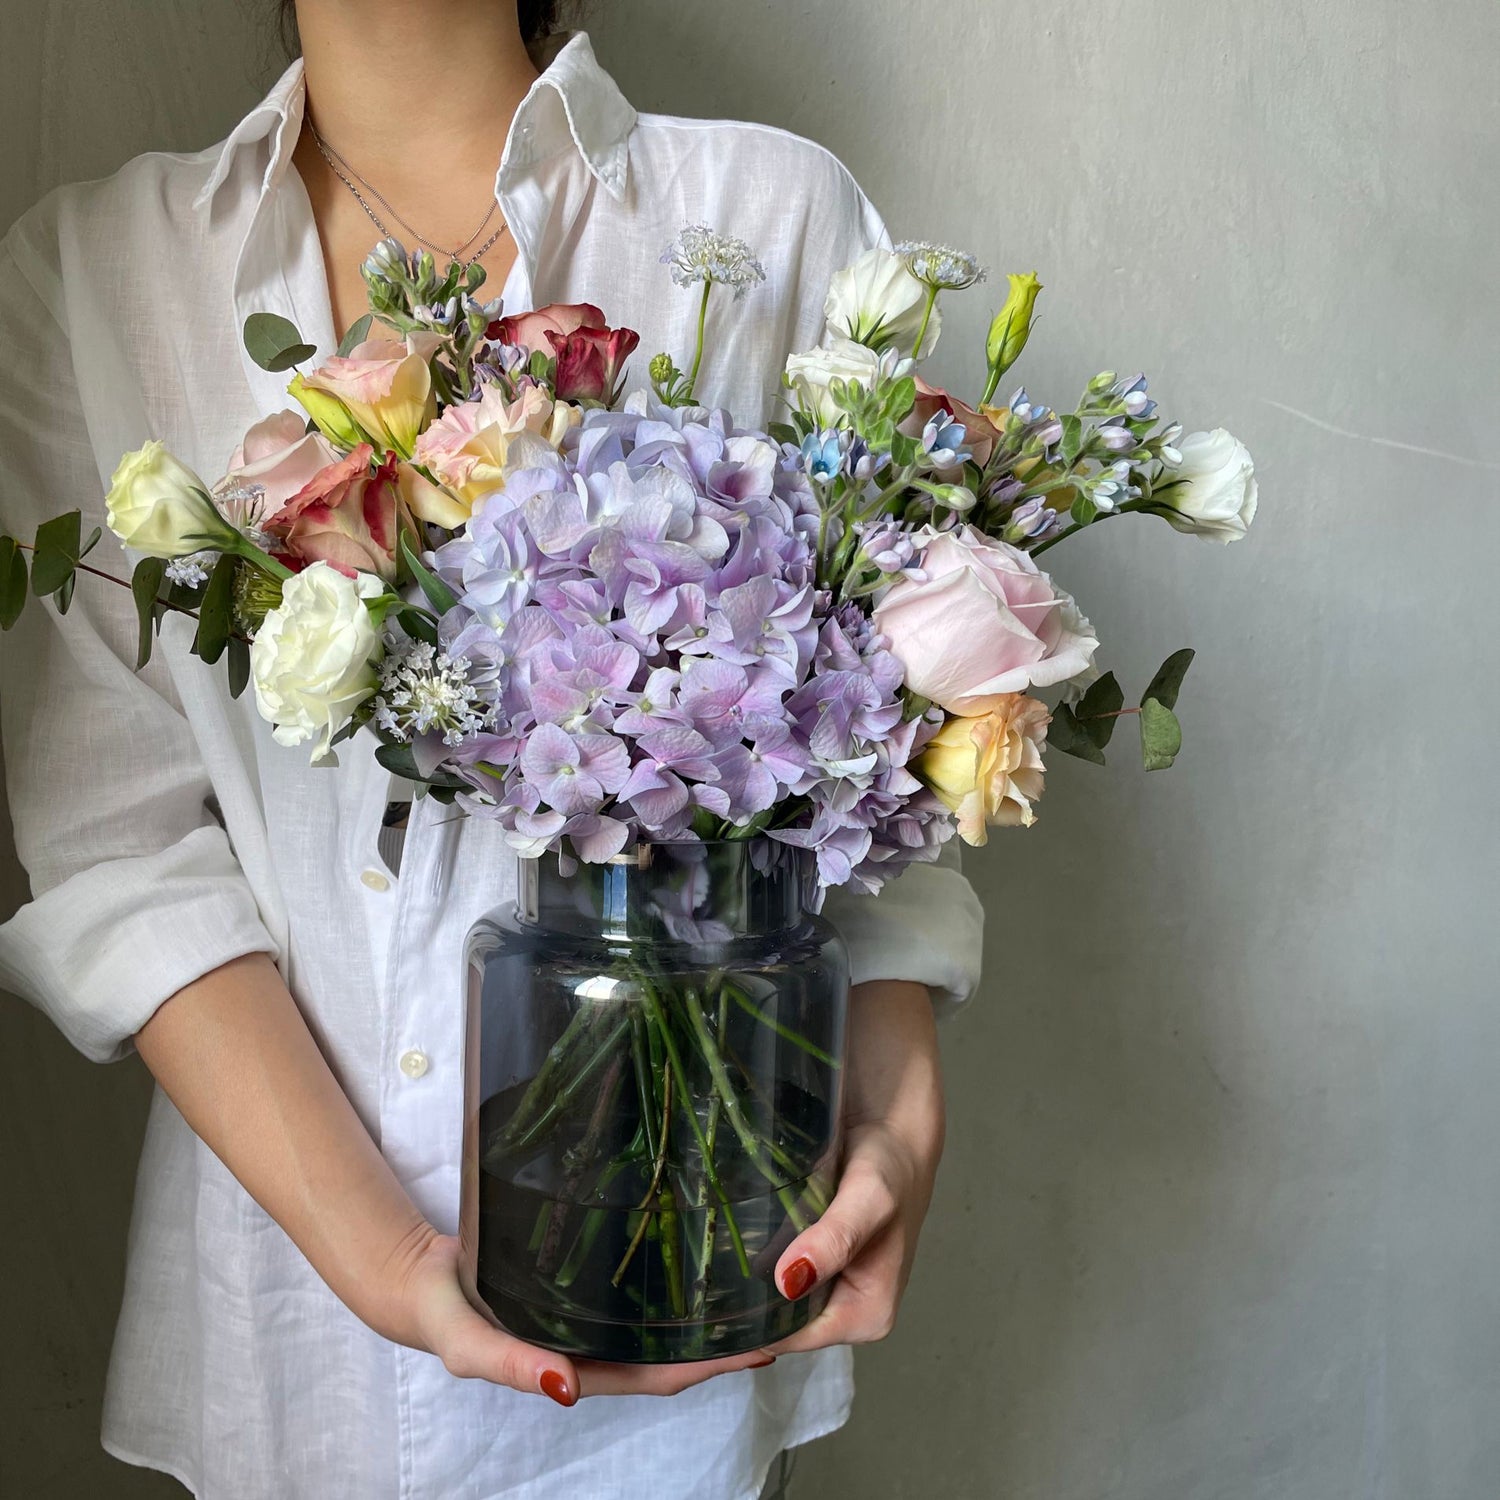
[294,0,540,193]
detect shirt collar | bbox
[192,30,636,214]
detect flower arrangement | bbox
[0,229,1254,893]
[0,228,1255,1360]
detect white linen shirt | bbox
[0,33,985,1500]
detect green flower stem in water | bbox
[639,982,753,1277]
[682,986,812,1234]
[502,1015,630,1157]
[722,977,840,1067]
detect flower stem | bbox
[911,285,940,361]
[685,280,713,400]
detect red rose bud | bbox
[548,325,642,405]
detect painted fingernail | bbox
[782,1257,817,1301]
[540,1370,576,1407]
[749,1354,777,1368]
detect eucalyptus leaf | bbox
[1075,671,1124,749]
[1143,648,1195,711]
[396,604,440,646]
[400,535,458,613]
[55,573,77,615]
[30,510,82,596]
[1140,697,1183,771]
[243,312,317,373]
[1047,703,1107,765]
[374,740,468,790]
[79,525,103,559]
[194,553,237,664]
[227,634,252,699]
[0,536,27,629]
[131,556,167,669]
[336,313,374,357]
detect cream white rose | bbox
[1159,429,1257,543]
[251,562,385,766]
[784,338,885,427]
[824,247,940,357]
[105,440,227,558]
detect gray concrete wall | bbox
[2,1,1496,1496]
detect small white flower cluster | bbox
[661,225,767,300]
[373,641,491,747]
[165,549,220,589]
[213,480,275,552]
[894,241,987,291]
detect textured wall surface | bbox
[2,1,1497,1497]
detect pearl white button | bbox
[360,868,391,893]
[399,1049,429,1080]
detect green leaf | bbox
[30,510,82,596]
[131,556,167,670]
[400,535,458,613]
[1143,648,1195,712]
[194,554,237,665]
[0,536,28,629]
[243,312,317,373]
[1140,697,1183,771]
[227,635,252,699]
[1047,703,1107,765]
[1060,414,1083,465]
[1069,492,1099,528]
[79,525,103,559]
[767,422,799,447]
[1075,671,1124,749]
[396,604,440,646]
[336,313,374,357]
[374,741,467,790]
[54,573,77,614]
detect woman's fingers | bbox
[767,1220,908,1353]
[772,1131,906,1307]
[575,1350,775,1397]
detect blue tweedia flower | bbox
[920,412,972,468]
[801,430,845,484]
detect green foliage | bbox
[396,605,440,647]
[1060,414,1084,465]
[243,312,317,373]
[1139,697,1183,771]
[30,510,83,597]
[0,536,27,630]
[374,741,468,790]
[1047,703,1107,765]
[1075,671,1124,749]
[227,635,252,700]
[400,535,458,613]
[1143,648,1195,711]
[193,554,237,664]
[336,313,374,358]
[130,556,167,670]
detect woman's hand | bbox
[389,1224,775,1404]
[766,979,946,1352]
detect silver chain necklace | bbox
[309,121,509,267]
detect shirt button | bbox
[360,868,391,893]
[399,1049,430,1080]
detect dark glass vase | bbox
[461,841,849,1364]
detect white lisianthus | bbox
[1157,429,1258,543]
[824,247,941,357]
[105,440,228,558]
[784,338,885,426]
[251,562,386,766]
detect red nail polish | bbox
[749,1354,777,1368]
[782,1257,817,1300]
[540,1370,576,1407]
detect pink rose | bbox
[548,324,641,404]
[489,302,606,353]
[899,377,1003,471]
[218,412,340,512]
[263,444,401,580]
[873,526,1099,713]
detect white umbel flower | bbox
[374,641,492,747]
[660,225,767,300]
[894,241,987,291]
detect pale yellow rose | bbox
[412,384,581,514]
[916,694,1051,844]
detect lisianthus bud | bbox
[985,272,1042,383]
[105,441,228,558]
[289,372,366,449]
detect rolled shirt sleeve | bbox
[821,840,986,1017]
[0,218,279,1063]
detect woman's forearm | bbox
[135,952,431,1344]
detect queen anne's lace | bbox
[660,225,767,300]
[373,642,492,746]
[894,240,987,291]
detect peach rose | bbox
[218,412,341,513]
[917,695,1051,842]
[412,383,581,513]
[262,444,401,580]
[873,525,1098,713]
